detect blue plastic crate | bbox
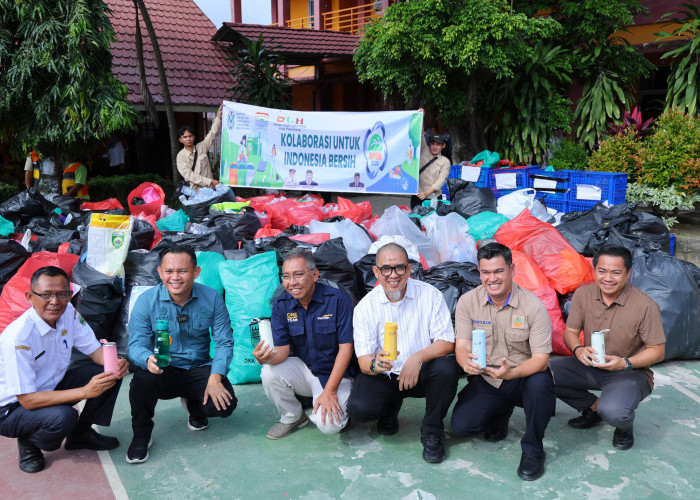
[441,164,491,200]
[539,198,569,213]
[490,166,536,198]
[569,171,628,212]
[528,169,570,203]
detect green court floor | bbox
[98,359,700,499]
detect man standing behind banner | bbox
[177,105,222,190]
[412,111,450,208]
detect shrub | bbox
[588,130,643,180]
[0,183,20,204]
[626,182,700,228]
[635,108,700,190]
[550,138,589,170]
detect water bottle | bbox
[472,329,486,368]
[154,319,170,368]
[590,329,609,365]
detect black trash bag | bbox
[223,240,259,261]
[129,218,155,250]
[447,178,497,218]
[21,218,79,252]
[628,248,700,360]
[321,215,346,223]
[255,235,302,253]
[64,239,85,255]
[205,211,262,240]
[558,292,576,323]
[50,210,89,231]
[71,260,124,341]
[272,277,355,306]
[419,261,481,324]
[52,195,82,214]
[131,196,146,206]
[282,224,310,236]
[181,188,236,223]
[124,250,161,287]
[0,239,30,295]
[353,254,423,300]
[679,259,700,290]
[152,229,237,255]
[0,187,57,225]
[311,238,360,300]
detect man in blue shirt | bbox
[127,245,235,463]
[253,248,354,439]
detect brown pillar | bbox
[230,0,242,23]
[314,0,332,30]
[271,0,278,25]
[276,0,289,27]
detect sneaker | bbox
[18,437,44,473]
[612,427,634,450]
[567,408,603,429]
[483,408,513,442]
[64,427,120,451]
[377,399,402,436]
[181,398,209,431]
[420,432,445,463]
[266,413,309,440]
[126,437,153,464]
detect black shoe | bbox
[377,400,402,436]
[484,409,513,442]
[420,432,445,464]
[64,427,120,451]
[126,437,153,464]
[613,427,634,450]
[567,408,603,429]
[517,452,546,481]
[181,398,209,431]
[18,437,44,473]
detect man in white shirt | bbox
[348,243,458,463]
[0,267,128,473]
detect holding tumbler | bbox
[384,322,397,360]
[590,329,609,365]
[101,339,119,375]
[472,329,486,369]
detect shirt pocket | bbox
[505,328,530,355]
[315,321,338,348]
[288,320,307,353]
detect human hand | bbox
[483,357,513,380]
[203,374,233,411]
[217,105,223,119]
[115,357,129,379]
[398,353,422,391]
[313,389,343,425]
[147,355,163,374]
[577,346,602,366]
[461,352,484,376]
[83,372,117,399]
[211,179,220,187]
[373,350,396,374]
[252,340,275,365]
[596,355,625,371]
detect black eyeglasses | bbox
[377,265,408,277]
[31,290,71,302]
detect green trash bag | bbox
[466,211,508,241]
[195,251,225,296]
[218,252,280,384]
[0,214,14,237]
[210,201,251,213]
[470,150,500,169]
[156,209,189,232]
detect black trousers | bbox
[347,355,458,435]
[0,363,121,451]
[129,365,237,441]
[450,371,555,457]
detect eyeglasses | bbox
[377,265,408,277]
[282,271,308,283]
[31,290,71,302]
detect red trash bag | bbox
[287,203,324,227]
[511,251,569,355]
[265,198,297,230]
[336,197,373,223]
[256,211,270,227]
[495,209,594,294]
[128,182,165,219]
[296,194,324,206]
[240,193,281,212]
[254,224,282,239]
[80,198,124,211]
[290,233,331,244]
[0,251,80,334]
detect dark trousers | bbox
[451,371,555,457]
[410,195,422,209]
[129,365,237,440]
[550,356,651,431]
[347,355,458,435]
[0,363,121,451]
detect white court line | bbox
[98,449,129,500]
[670,382,700,404]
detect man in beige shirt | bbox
[411,132,450,208]
[550,245,665,451]
[176,105,222,190]
[451,242,554,481]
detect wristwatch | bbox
[623,357,633,371]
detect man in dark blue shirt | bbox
[253,248,354,439]
[126,245,236,463]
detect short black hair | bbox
[306,170,313,175]
[375,243,409,266]
[593,245,633,271]
[354,172,360,177]
[178,125,195,138]
[30,266,70,290]
[159,245,197,266]
[477,242,512,266]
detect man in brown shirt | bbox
[550,245,665,451]
[176,105,222,190]
[451,243,554,481]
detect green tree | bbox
[0,0,138,158]
[228,35,292,109]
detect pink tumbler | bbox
[101,340,119,375]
